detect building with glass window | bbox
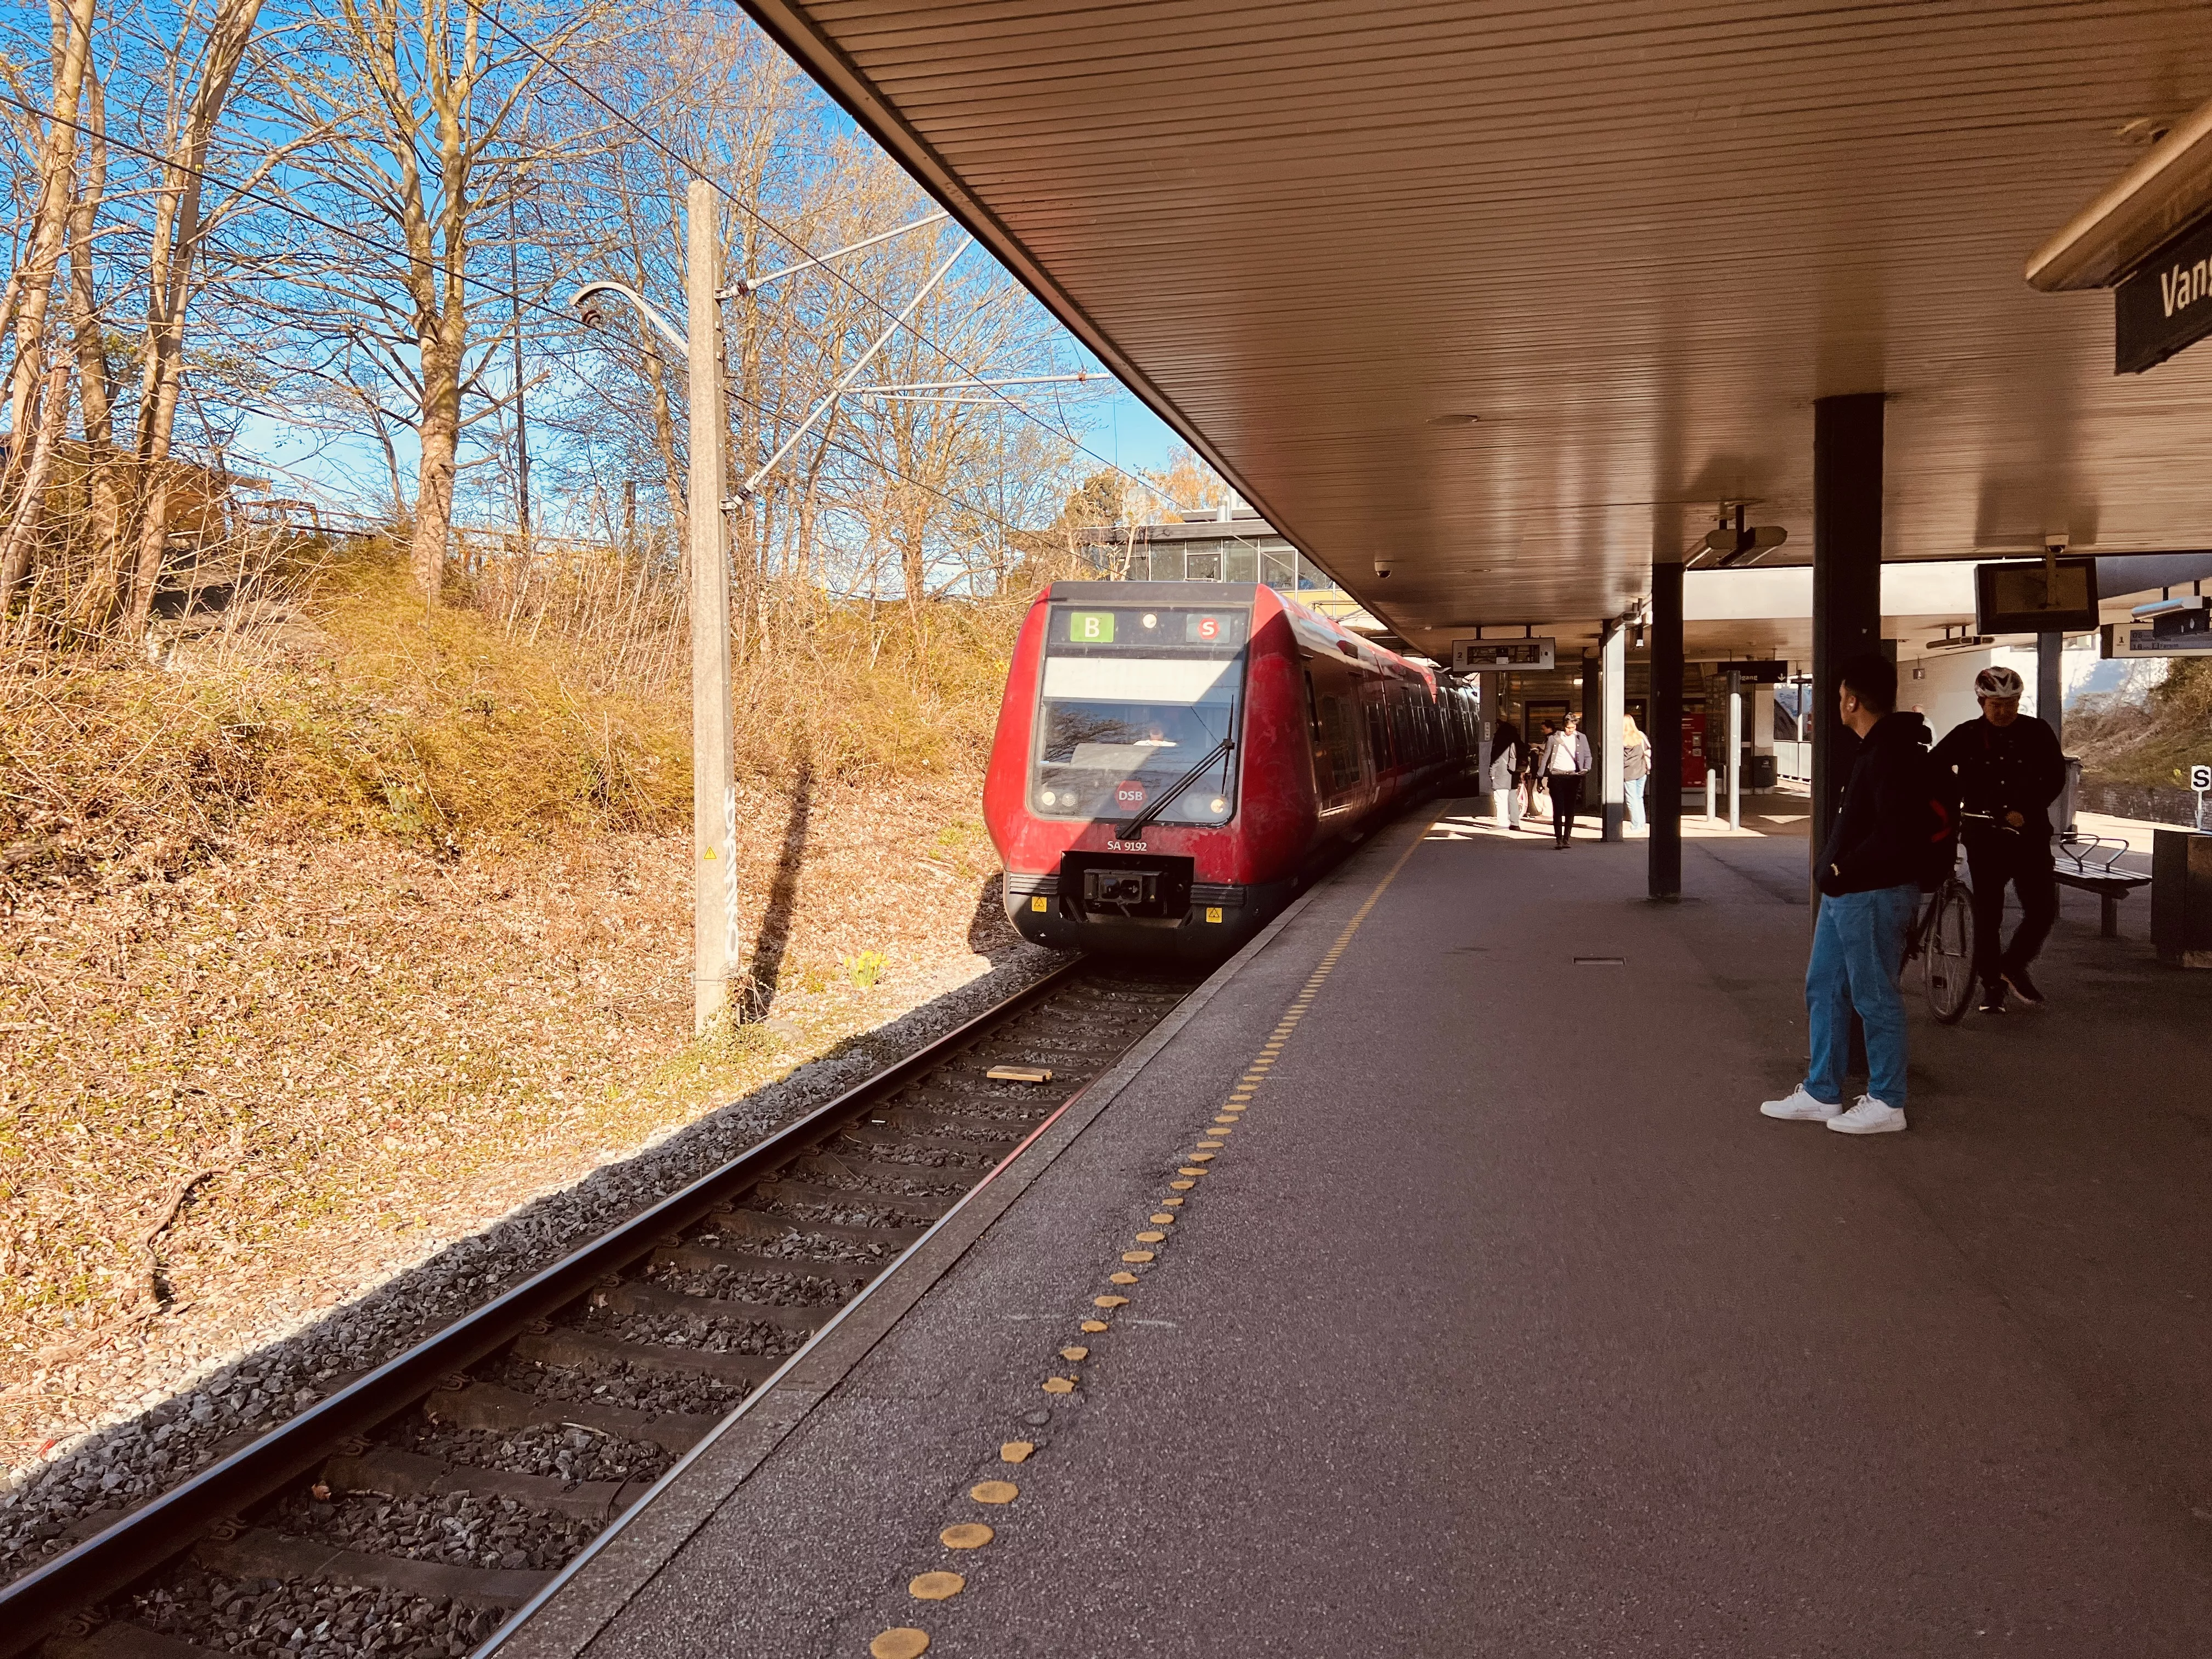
[1084,510,1335,592]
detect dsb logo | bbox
[1116,781,1147,806]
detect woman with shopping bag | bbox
[1488,715,1525,830]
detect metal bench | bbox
[2052,834,2151,937]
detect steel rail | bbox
[0,957,1093,1659]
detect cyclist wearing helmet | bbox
[1931,664,2067,1013]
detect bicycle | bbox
[1906,808,2006,1025]
[1910,856,1976,1024]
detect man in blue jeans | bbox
[1760,652,1938,1135]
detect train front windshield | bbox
[1032,602,1249,826]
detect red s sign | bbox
[1196,615,1220,640]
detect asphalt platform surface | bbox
[533,800,2212,1657]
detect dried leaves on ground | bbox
[0,769,1038,1470]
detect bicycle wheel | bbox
[1922,880,1976,1025]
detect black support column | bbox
[1649,557,1683,899]
[2036,630,2064,747]
[1811,393,1886,862]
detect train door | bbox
[1363,676,1393,781]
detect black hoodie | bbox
[1930,713,2067,845]
[1816,711,1943,895]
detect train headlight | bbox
[1141,613,1157,629]
[1041,789,1057,806]
[1209,797,1228,815]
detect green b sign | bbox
[1067,611,1115,643]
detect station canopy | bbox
[741,0,2212,658]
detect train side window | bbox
[1300,661,1347,796]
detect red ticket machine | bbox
[1682,709,1708,788]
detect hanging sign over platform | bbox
[2116,212,2212,374]
[1452,637,1555,671]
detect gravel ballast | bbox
[0,945,1059,1585]
[273,1489,596,1572]
[478,1355,749,1421]
[383,1417,673,1485]
[133,1567,504,1659]
[576,1308,809,1359]
[754,1196,923,1229]
[644,1264,849,1307]
[691,1228,896,1266]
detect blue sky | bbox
[1095,384,1180,478]
[242,332,1187,524]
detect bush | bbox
[2,540,1038,891]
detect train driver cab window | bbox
[1032,602,1249,826]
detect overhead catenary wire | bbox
[475,6,1193,519]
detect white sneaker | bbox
[1826,1097,1906,1135]
[1759,1086,1842,1122]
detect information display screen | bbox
[1974,559,2099,635]
[1452,637,1555,671]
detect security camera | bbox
[1373,557,1394,578]
[2045,533,2069,555]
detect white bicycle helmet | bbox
[1974,665,2024,699]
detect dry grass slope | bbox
[2069,659,2212,789]
[0,542,1053,1461]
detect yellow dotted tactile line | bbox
[866,819,1436,1657]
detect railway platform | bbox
[493,801,2212,1658]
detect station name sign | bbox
[2116,212,2212,374]
[1452,637,1555,671]
[1713,659,1789,683]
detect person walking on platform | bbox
[1542,713,1592,848]
[1622,713,1651,830]
[1488,714,1525,831]
[1931,664,2066,1014]
[1761,653,1940,1135]
[1526,718,1554,825]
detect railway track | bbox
[3,960,1193,1659]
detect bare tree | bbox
[119,0,267,630]
[3,0,97,444]
[274,0,614,603]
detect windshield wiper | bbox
[1115,702,1237,842]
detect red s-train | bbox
[983,580,1480,960]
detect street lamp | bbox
[570,199,979,1031]
[573,182,736,1035]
